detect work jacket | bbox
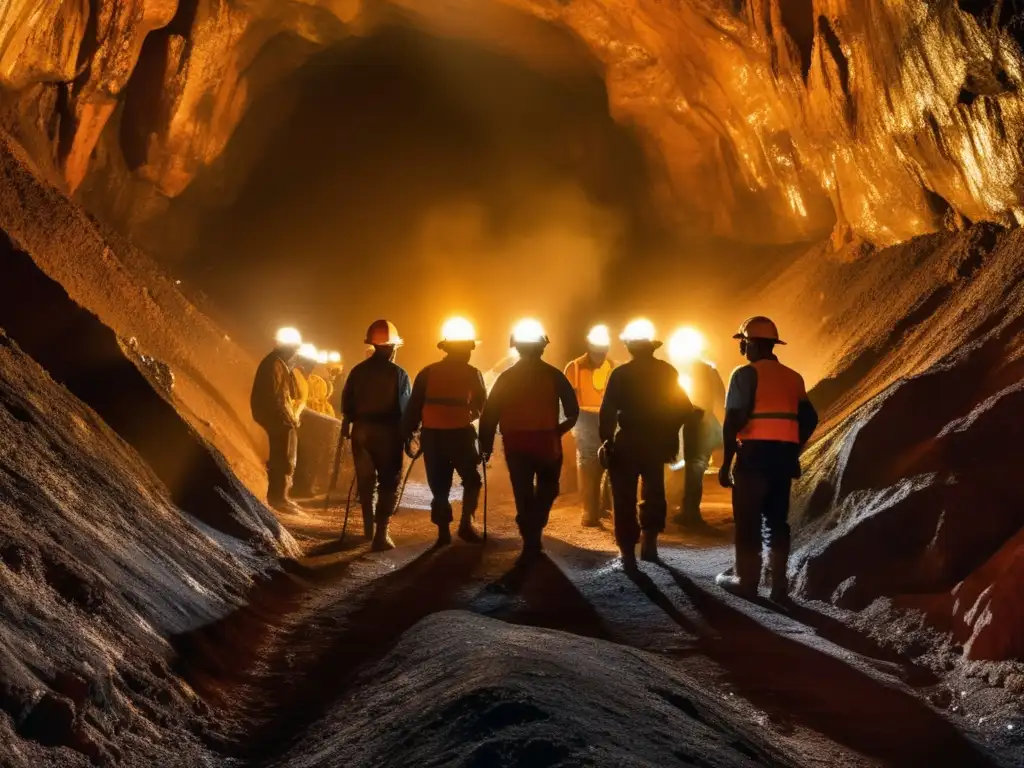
[599,355,692,462]
[479,358,579,459]
[735,359,805,444]
[564,354,615,413]
[341,354,412,426]
[404,358,487,433]
[251,349,300,429]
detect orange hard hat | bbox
[365,319,403,346]
[733,316,785,345]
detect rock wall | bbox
[2,1,1024,247]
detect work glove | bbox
[718,464,733,489]
[598,441,614,471]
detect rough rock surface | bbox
[0,132,277,501]
[274,610,787,768]
[0,329,271,766]
[4,1,1024,245]
[739,222,1024,661]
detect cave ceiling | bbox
[1,0,1023,247]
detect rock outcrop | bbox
[3,1,1024,246]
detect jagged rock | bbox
[3,1,1024,245]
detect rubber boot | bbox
[769,546,790,603]
[599,473,612,519]
[371,517,396,552]
[716,548,761,599]
[579,465,601,527]
[458,513,483,544]
[436,523,452,547]
[619,543,638,572]
[639,530,660,562]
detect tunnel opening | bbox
[148,22,663,373]
[133,20,785,375]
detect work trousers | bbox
[505,451,563,541]
[611,456,668,547]
[680,412,718,521]
[262,422,297,504]
[352,422,404,523]
[732,469,792,552]
[574,411,608,522]
[421,427,482,525]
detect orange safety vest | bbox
[565,355,614,413]
[738,359,805,444]
[499,368,559,432]
[422,362,481,429]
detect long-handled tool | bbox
[482,456,489,542]
[396,438,423,514]
[324,428,348,514]
[339,472,357,544]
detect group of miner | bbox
[251,314,818,601]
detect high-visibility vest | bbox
[565,355,614,413]
[499,367,559,432]
[738,359,805,444]
[422,361,481,429]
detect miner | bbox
[479,319,579,561]
[341,320,412,551]
[564,325,616,527]
[716,316,818,602]
[600,319,693,570]
[402,317,487,547]
[250,327,303,512]
[667,327,726,528]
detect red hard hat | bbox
[365,319,403,346]
[733,316,785,345]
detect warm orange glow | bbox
[297,343,318,360]
[511,318,547,344]
[621,318,656,342]
[668,327,705,363]
[678,373,694,398]
[441,316,478,342]
[275,326,302,346]
[327,351,342,364]
[586,324,611,347]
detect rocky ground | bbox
[167,471,1021,768]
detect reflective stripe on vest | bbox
[422,363,478,429]
[738,359,804,444]
[499,368,558,432]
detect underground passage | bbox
[0,1,1023,766]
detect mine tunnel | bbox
[0,1,1023,766]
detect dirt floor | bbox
[175,468,1023,767]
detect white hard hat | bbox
[275,327,302,346]
[297,343,318,361]
[620,318,657,343]
[440,316,480,347]
[586,324,611,347]
[510,318,549,346]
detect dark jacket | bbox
[341,353,412,427]
[251,349,299,429]
[599,355,693,462]
[478,358,579,456]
